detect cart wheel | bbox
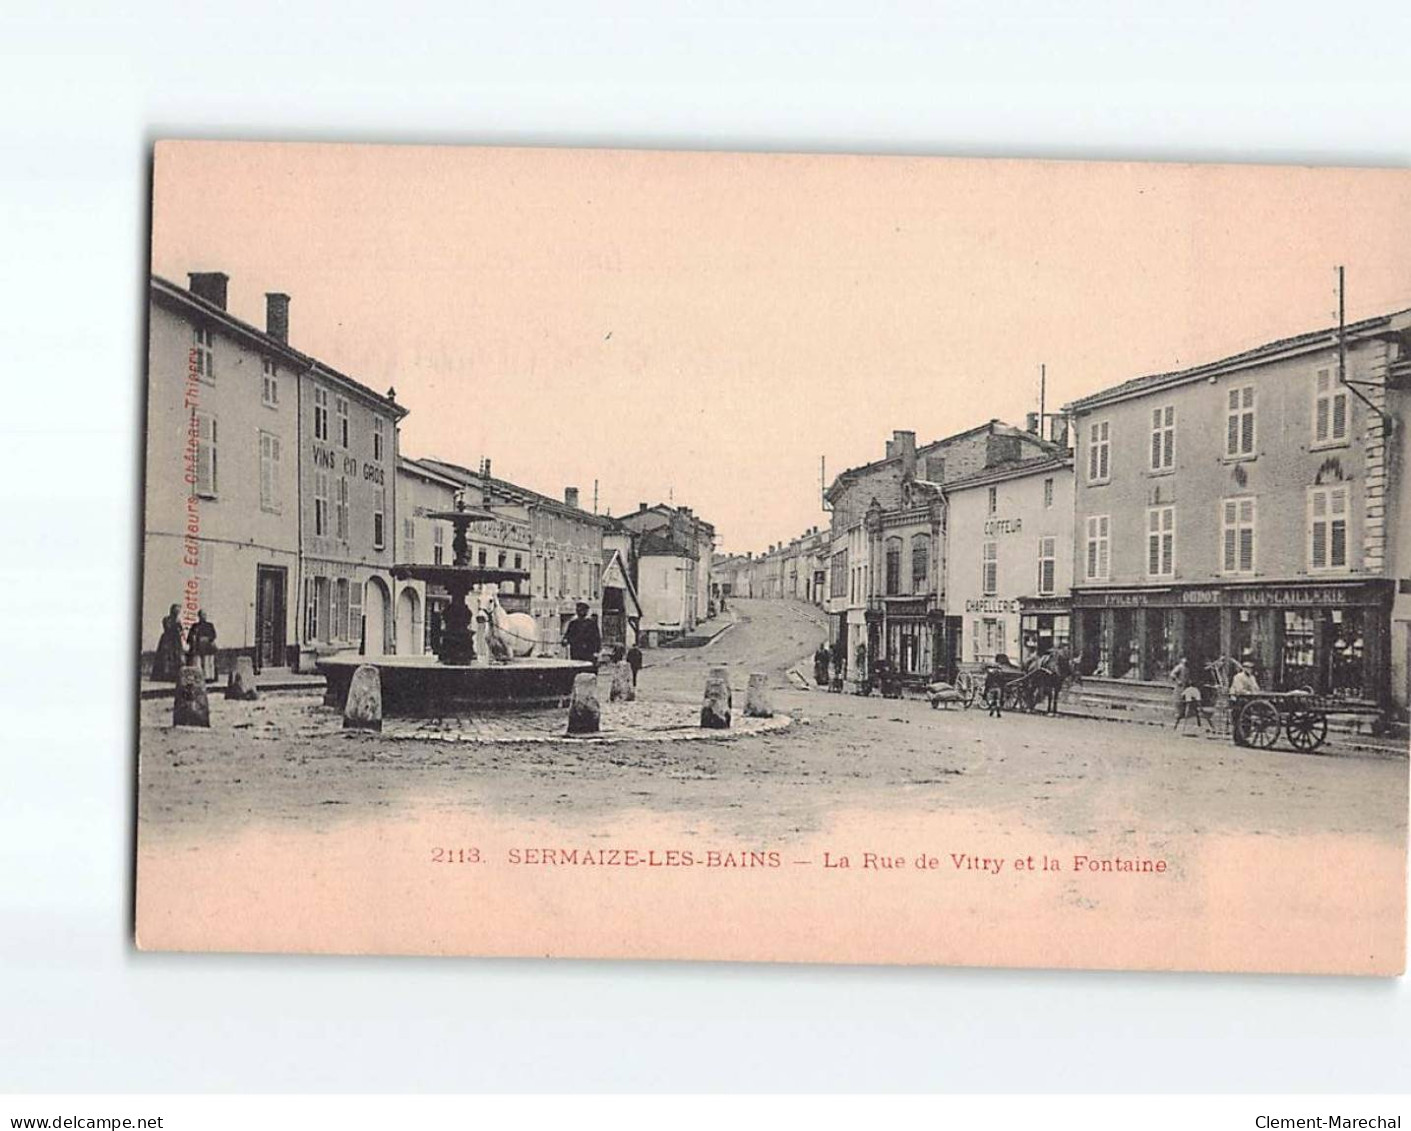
[1285,710,1328,753]
[1237,697,1281,749]
[955,672,976,709]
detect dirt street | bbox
[139,598,1407,845]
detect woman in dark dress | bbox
[152,603,184,681]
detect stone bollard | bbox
[343,663,383,732]
[173,665,211,728]
[609,661,636,703]
[744,672,772,718]
[567,673,601,735]
[700,666,732,729]
[224,655,259,701]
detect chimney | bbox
[564,487,580,509]
[187,272,229,310]
[639,502,648,512]
[884,438,896,460]
[265,292,290,343]
[1025,411,1040,435]
[482,458,492,480]
[1052,416,1071,450]
[894,430,916,477]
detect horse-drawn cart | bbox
[1230,691,1376,753]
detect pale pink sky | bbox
[151,143,1411,552]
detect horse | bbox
[1025,646,1078,715]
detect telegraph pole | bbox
[1337,265,1346,387]
[1039,363,1046,441]
[1331,264,1388,427]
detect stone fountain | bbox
[317,491,591,717]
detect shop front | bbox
[878,596,944,683]
[1017,596,1072,666]
[1071,581,1390,705]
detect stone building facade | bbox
[944,455,1075,669]
[142,272,405,677]
[823,422,1055,684]
[297,348,406,666]
[1064,308,1411,714]
[616,503,716,639]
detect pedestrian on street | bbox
[1173,681,1209,731]
[562,602,602,668]
[626,640,643,687]
[813,643,830,686]
[1169,655,1189,720]
[1231,661,1260,696]
[185,609,218,681]
[152,602,185,682]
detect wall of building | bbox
[529,502,604,652]
[1069,334,1398,703]
[297,369,402,658]
[1072,340,1389,589]
[141,298,300,671]
[947,463,1074,664]
[637,553,690,635]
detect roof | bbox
[397,456,463,490]
[150,274,409,420]
[943,452,1074,493]
[635,531,694,558]
[1064,308,1411,413]
[416,457,613,527]
[618,503,717,537]
[599,548,643,615]
[824,419,1059,502]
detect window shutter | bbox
[196,412,216,496]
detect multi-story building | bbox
[823,423,1055,683]
[944,454,1075,669]
[712,553,754,599]
[616,503,716,639]
[143,272,405,676]
[297,339,407,665]
[1064,308,1411,715]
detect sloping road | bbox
[641,597,827,698]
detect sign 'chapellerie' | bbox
[135,140,1410,976]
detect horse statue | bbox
[470,586,538,662]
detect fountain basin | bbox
[317,654,592,717]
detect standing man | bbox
[625,637,643,688]
[186,609,218,681]
[1168,655,1190,724]
[562,602,602,669]
[1231,660,1260,696]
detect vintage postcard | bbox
[135,141,1409,973]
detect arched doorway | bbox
[364,576,391,655]
[395,586,422,655]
